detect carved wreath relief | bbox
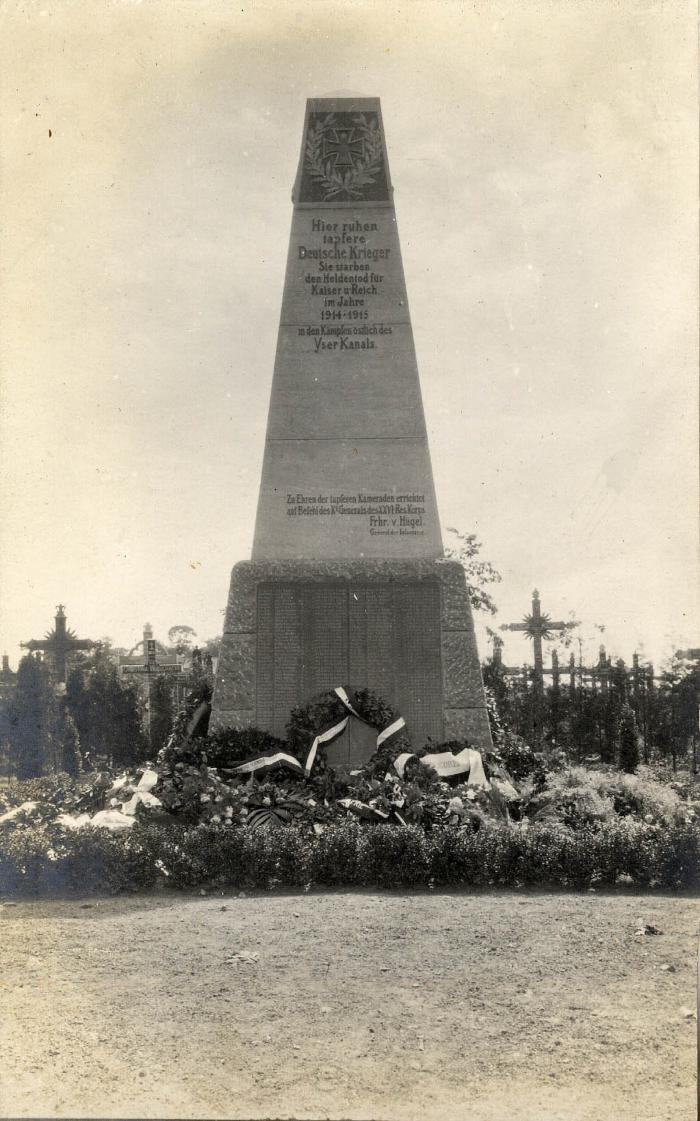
[302,112,387,202]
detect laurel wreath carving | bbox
[305,113,383,200]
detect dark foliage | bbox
[54,710,82,776]
[66,659,147,768]
[149,675,174,755]
[7,657,56,778]
[482,650,700,773]
[205,726,290,770]
[2,816,699,898]
[618,704,640,774]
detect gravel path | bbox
[1,889,697,1120]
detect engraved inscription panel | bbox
[301,585,348,698]
[392,581,443,738]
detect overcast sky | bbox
[1,0,697,671]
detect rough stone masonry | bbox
[211,97,492,768]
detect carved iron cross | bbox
[323,128,364,169]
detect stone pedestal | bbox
[211,559,492,751]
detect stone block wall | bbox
[210,558,492,752]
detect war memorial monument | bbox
[211,97,492,769]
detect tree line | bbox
[483,653,699,773]
[0,653,174,779]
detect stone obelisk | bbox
[211,98,492,762]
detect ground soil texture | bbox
[1,890,697,1121]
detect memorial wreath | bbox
[286,686,412,776]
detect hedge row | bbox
[1,817,699,897]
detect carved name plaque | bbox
[256,581,443,745]
[252,97,443,561]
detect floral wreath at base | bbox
[286,686,412,780]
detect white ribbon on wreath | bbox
[303,686,407,776]
[304,716,350,776]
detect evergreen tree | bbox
[600,694,619,764]
[651,664,700,769]
[65,657,147,768]
[110,672,149,768]
[570,691,600,762]
[0,698,12,776]
[149,674,174,754]
[618,704,640,773]
[65,667,89,737]
[55,708,82,776]
[8,656,56,779]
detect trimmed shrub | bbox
[645,821,700,889]
[429,826,486,886]
[0,824,162,896]
[1,816,699,898]
[155,822,311,890]
[0,826,55,894]
[157,824,245,888]
[363,824,432,888]
[306,819,368,885]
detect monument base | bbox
[210,559,493,754]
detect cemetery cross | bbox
[500,590,578,743]
[21,605,98,684]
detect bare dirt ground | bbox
[1,889,697,1121]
